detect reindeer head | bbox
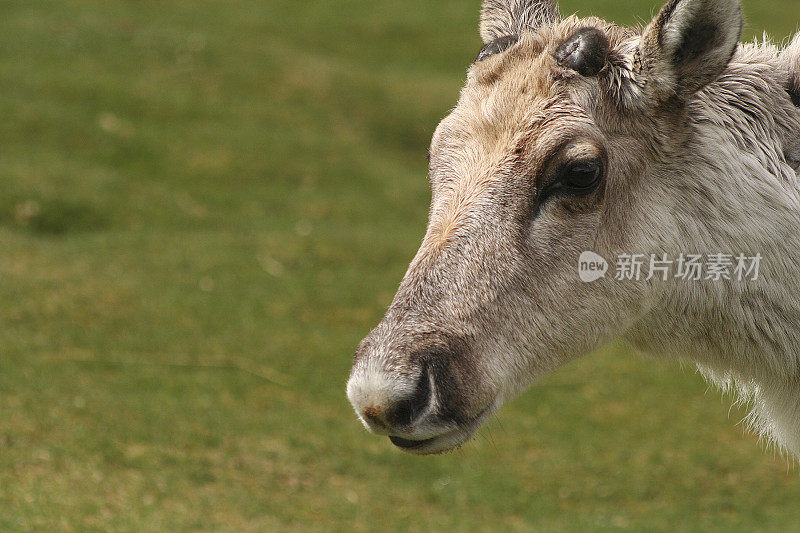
[347,0,744,454]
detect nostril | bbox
[363,407,388,430]
[388,365,432,427]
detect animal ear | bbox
[636,0,742,101]
[480,0,560,44]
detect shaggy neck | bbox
[621,46,800,456]
[625,46,800,379]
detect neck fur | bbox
[623,38,800,458]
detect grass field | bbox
[2,0,800,530]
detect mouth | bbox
[386,404,497,455]
[387,429,470,455]
[389,435,438,450]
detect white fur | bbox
[622,37,800,458]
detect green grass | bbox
[1,0,799,530]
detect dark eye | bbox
[475,34,519,62]
[559,160,603,194]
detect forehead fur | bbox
[443,16,634,145]
[432,17,631,173]
[425,17,633,248]
[470,16,633,86]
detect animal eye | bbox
[559,160,603,194]
[475,34,519,62]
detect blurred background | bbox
[2,0,800,530]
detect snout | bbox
[365,364,432,429]
[346,356,440,447]
[346,336,497,455]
